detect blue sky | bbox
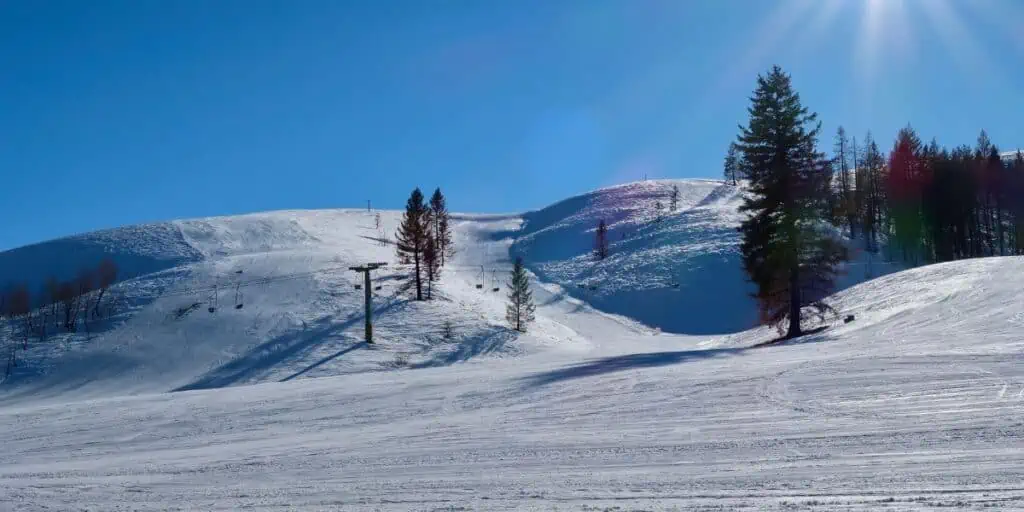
[1,0,1021,250]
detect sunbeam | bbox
[918,0,1015,91]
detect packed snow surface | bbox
[2,180,1023,510]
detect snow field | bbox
[1,181,1023,510]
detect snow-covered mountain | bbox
[1002,149,1022,163]
[2,179,1024,510]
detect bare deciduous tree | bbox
[94,258,118,318]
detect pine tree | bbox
[834,126,855,236]
[723,143,740,185]
[887,125,925,265]
[669,184,680,211]
[429,188,454,266]
[423,230,441,299]
[594,219,609,260]
[861,134,886,253]
[735,66,847,339]
[506,257,535,332]
[396,188,429,301]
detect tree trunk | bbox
[786,264,802,339]
[94,287,106,318]
[413,251,422,301]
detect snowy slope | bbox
[0,210,586,405]
[1002,149,1022,163]
[512,179,899,335]
[0,179,901,404]
[3,181,1023,510]
[3,247,1024,510]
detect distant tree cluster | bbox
[829,126,1024,265]
[2,258,119,377]
[396,187,453,300]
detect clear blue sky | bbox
[1,0,1021,250]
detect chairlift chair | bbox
[234,283,244,309]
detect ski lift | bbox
[354,284,362,290]
[234,283,244,310]
[208,284,218,313]
[491,269,499,292]
[374,285,382,291]
[476,265,484,289]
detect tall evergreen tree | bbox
[429,188,454,266]
[735,66,848,338]
[506,257,535,332]
[723,143,740,185]
[396,188,429,301]
[594,219,609,260]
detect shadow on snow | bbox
[522,327,835,388]
[521,347,746,387]
[173,298,409,392]
[412,326,519,368]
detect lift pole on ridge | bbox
[349,262,387,343]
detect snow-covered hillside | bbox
[3,248,1024,509]
[0,180,902,402]
[513,179,898,334]
[2,181,1023,510]
[0,209,590,404]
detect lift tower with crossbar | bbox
[349,262,387,343]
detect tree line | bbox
[729,65,1022,340]
[2,258,119,377]
[831,126,1024,265]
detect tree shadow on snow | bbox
[412,326,518,368]
[520,347,747,388]
[172,298,409,392]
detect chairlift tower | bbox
[349,262,387,343]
